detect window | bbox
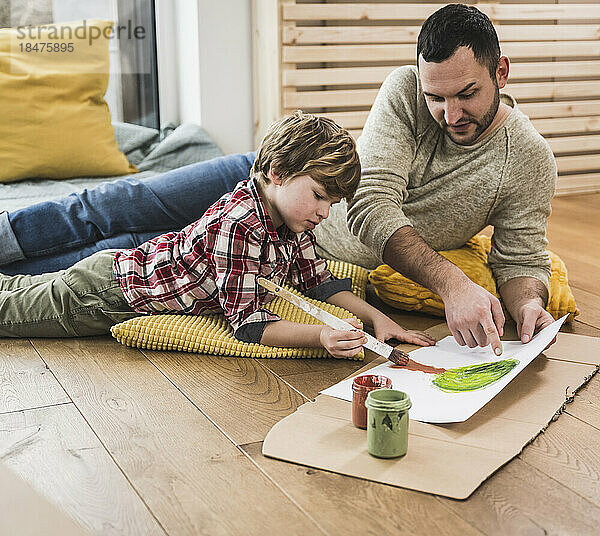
[2,0,160,129]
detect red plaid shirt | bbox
[113,179,334,334]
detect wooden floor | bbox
[2,194,600,535]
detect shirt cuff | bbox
[234,321,269,343]
[494,267,551,291]
[304,277,352,301]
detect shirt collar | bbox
[247,178,298,244]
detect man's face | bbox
[418,47,504,145]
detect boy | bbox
[0,112,435,357]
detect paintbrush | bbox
[257,278,409,366]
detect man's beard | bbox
[442,88,500,145]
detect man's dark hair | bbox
[417,4,501,79]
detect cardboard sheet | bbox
[320,316,567,423]
[263,328,599,499]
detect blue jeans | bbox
[0,152,256,275]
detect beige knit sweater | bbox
[315,66,556,288]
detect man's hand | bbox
[515,300,555,345]
[382,226,506,353]
[443,278,505,355]
[499,276,554,348]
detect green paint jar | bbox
[365,389,411,459]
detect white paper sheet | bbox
[320,315,568,423]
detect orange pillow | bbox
[369,235,579,321]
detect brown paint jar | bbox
[352,374,392,429]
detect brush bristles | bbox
[389,348,409,366]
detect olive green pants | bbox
[0,250,138,337]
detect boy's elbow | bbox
[234,322,269,344]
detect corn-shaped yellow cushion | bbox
[111,260,369,359]
[369,235,579,321]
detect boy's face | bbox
[269,173,342,233]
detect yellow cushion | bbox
[0,20,137,182]
[111,260,369,359]
[369,235,579,321]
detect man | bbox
[0,5,556,352]
[314,4,556,354]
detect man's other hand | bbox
[443,279,505,355]
[516,301,555,346]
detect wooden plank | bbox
[0,339,69,415]
[283,42,600,63]
[283,3,446,21]
[510,60,600,80]
[275,361,374,401]
[316,110,369,130]
[550,193,600,238]
[283,24,418,45]
[507,81,600,101]
[283,65,397,87]
[556,173,600,196]
[562,320,600,338]
[0,404,163,535]
[570,286,600,328]
[283,24,600,45]
[556,153,600,173]
[543,247,600,293]
[547,134,600,154]
[522,100,600,120]
[565,374,600,429]
[31,338,323,536]
[241,441,484,536]
[0,461,93,536]
[284,61,600,88]
[319,109,600,133]
[502,41,600,60]
[255,355,370,380]
[284,82,600,110]
[546,194,600,291]
[283,24,422,45]
[532,116,600,136]
[283,44,416,63]
[439,457,600,535]
[520,412,600,508]
[552,191,600,215]
[283,3,600,22]
[547,209,600,262]
[283,88,378,109]
[139,351,307,445]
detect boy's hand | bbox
[372,315,436,347]
[319,318,367,359]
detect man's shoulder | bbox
[360,64,424,137]
[505,101,553,159]
[381,65,420,98]
[386,64,419,84]
[501,100,557,188]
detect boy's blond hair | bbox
[250,111,361,201]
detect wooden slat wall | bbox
[253,0,600,195]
